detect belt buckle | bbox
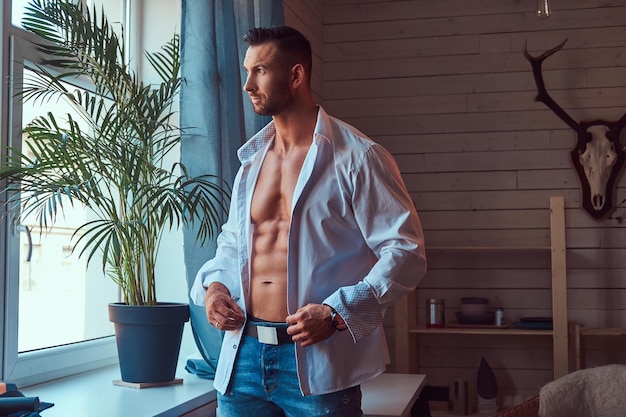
[256,326,279,345]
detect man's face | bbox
[243,43,294,116]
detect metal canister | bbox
[495,307,504,326]
[426,298,445,328]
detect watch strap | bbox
[324,304,348,331]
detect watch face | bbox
[325,304,347,330]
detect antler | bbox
[608,104,626,143]
[523,39,580,131]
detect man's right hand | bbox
[205,282,245,331]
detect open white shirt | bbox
[191,106,427,395]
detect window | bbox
[12,0,125,29]
[2,0,128,387]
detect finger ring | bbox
[215,321,220,328]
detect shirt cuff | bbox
[323,282,383,342]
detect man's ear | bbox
[291,63,306,89]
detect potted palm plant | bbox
[0,0,228,384]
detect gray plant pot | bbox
[108,302,190,383]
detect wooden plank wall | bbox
[283,0,324,101]
[284,0,626,401]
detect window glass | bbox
[12,1,124,31]
[17,70,119,353]
[10,0,30,28]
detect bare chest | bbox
[251,148,308,224]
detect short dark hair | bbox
[243,26,312,81]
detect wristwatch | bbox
[326,304,348,331]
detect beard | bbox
[250,84,294,116]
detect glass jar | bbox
[426,298,445,328]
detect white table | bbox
[361,373,427,417]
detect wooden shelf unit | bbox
[410,327,554,336]
[425,246,551,252]
[394,196,569,383]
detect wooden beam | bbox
[550,196,568,379]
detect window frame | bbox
[1,3,121,388]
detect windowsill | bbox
[21,361,428,417]
[22,359,216,417]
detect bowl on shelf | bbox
[455,311,495,325]
[460,297,489,316]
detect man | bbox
[190,26,427,417]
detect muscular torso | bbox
[249,141,309,322]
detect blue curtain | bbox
[180,0,284,378]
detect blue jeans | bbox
[217,323,362,417]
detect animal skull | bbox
[524,40,626,219]
[579,125,618,212]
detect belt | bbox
[245,320,293,345]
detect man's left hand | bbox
[286,303,335,347]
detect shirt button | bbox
[233,344,237,350]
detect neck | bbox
[272,102,318,152]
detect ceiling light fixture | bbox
[536,0,551,18]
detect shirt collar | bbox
[237,106,332,164]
